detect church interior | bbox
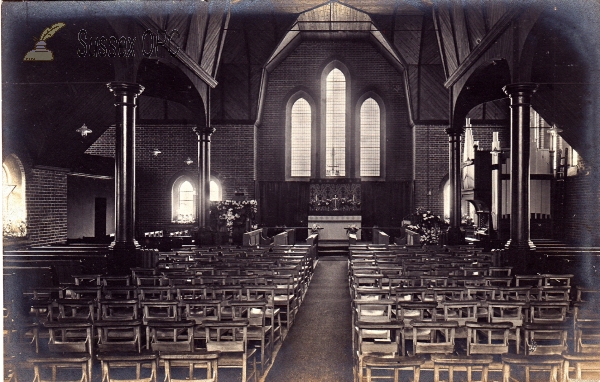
[3,0,600,381]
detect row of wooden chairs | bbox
[348,244,600,382]
[4,244,316,382]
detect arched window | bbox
[325,68,346,176]
[171,176,196,223]
[360,98,380,177]
[290,98,311,176]
[210,179,222,201]
[3,154,27,237]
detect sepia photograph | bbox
[2,0,600,381]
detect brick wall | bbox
[414,125,448,217]
[258,40,410,181]
[85,128,115,157]
[211,124,255,200]
[562,171,600,245]
[87,124,199,235]
[26,167,68,245]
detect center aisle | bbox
[264,259,353,382]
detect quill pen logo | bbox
[24,22,65,62]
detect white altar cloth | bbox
[308,215,361,240]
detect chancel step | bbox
[318,240,350,258]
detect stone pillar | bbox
[194,126,216,228]
[503,83,538,253]
[107,82,144,257]
[446,126,464,245]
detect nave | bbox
[5,238,600,382]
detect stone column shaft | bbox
[194,127,215,228]
[504,83,538,252]
[108,82,144,253]
[446,126,464,244]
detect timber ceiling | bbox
[3,0,600,169]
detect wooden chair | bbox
[486,301,527,354]
[501,354,564,382]
[441,300,479,326]
[98,299,139,321]
[562,352,600,381]
[52,299,95,322]
[245,286,283,345]
[63,285,102,302]
[27,320,93,382]
[432,354,494,382]
[354,320,404,382]
[141,301,179,324]
[574,320,600,353]
[362,355,426,382]
[522,323,569,356]
[529,301,569,324]
[97,352,157,382]
[204,320,258,382]
[138,286,173,302]
[466,322,512,356]
[72,274,102,287]
[230,300,273,373]
[410,320,458,356]
[96,319,143,353]
[269,274,298,332]
[103,286,138,300]
[161,351,220,382]
[100,275,131,287]
[145,319,195,352]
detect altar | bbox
[307,179,362,241]
[308,215,361,241]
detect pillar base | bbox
[504,239,536,251]
[446,227,465,246]
[504,240,536,274]
[109,241,140,275]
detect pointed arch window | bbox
[290,98,312,177]
[360,98,380,177]
[326,68,346,176]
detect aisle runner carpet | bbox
[265,259,353,382]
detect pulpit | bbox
[308,180,361,241]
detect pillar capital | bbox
[502,83,538,98]
[445,126,464,137]
[193,126,216,137]
[107,82,145,96]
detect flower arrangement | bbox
[210,200,258,234]
[345,224,360,235]
[406,207,447,245]
[310,224,323,234]
[461,214,474,226]
[3,218,27,238]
